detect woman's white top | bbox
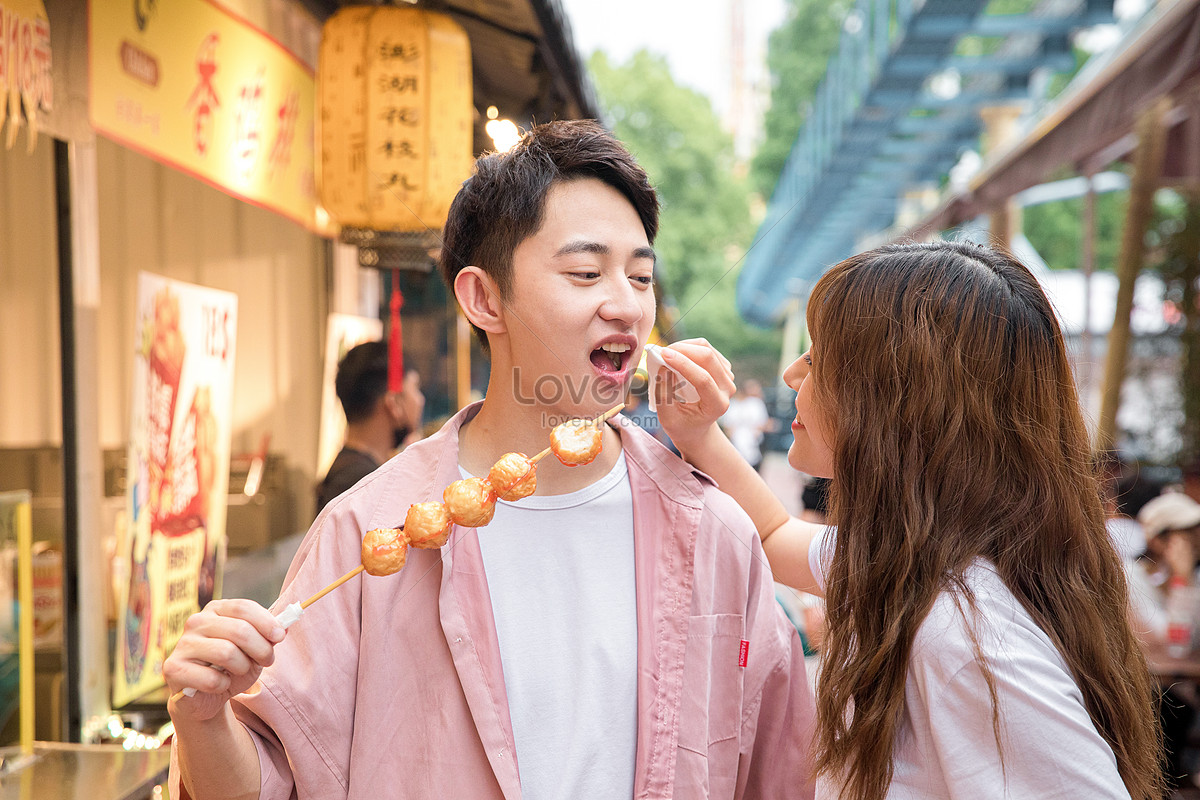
[808,529,1130,799]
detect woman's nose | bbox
[783,353,809,389]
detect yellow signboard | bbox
[89,0,320,232]
[1,0,53,152]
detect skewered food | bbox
[549,419,604,466]
[443,477,498,527]
[405,502,453,549]
[361,527,409,576]
[488,452,538,501]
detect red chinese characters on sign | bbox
[234,68,264,179]
[145,288,185,530]
[186,32,220,156]
[0,4,53,147]
[267,87,298,179]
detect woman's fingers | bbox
[669,338,733,374]
[660,345,734,400]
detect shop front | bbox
[0,0,595,792]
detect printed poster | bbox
[114,273,238,706]
[316,313,383,478]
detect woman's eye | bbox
[803,353,813,366]
[631,275,654,286]
[569,271,601,280]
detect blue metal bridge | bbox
[737,0,1114,326]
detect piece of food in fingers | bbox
[405,501,453,549]
[550,419,603,466]
[488,452,537,501]
[443,477,498,527]
[361,527,409,576]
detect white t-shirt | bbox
[470,453,637,800]
[808,529,1130,799]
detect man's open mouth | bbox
[590,342,632,374]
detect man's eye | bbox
[570,271,601,280]
[632,275,654,286]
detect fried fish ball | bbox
[361,527,409,576]
[443,477,497,527]
[488,452,537,501]
[405,501,453,549]
[550,419,603,466]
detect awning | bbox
[910,0,1200,239]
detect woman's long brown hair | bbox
[806,241,1162,799]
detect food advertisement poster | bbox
[115,273,238,707]
[316,313,383,479]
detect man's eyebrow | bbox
[554,240,609,257]
[553,240,656,264]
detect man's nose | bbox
[599,277,644,325]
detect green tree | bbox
[751,0,852,199]
[1023,188,1127,271]
[1146,191,1200,471]
[589,50,780,372]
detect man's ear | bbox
[454,266,507,336]
[382,392,403,425]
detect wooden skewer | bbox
[301,565,364,609]
[529,403,625,465]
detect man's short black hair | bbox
[439,119,659,348]
[336,341,388,424]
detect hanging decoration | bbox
[317,5,473,235]
[317,4,474,392]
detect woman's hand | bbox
[652,339,736,455]
[164,598,286,721]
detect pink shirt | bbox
[171,404,815,799]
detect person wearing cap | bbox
[1129,491,1200,641]
[1130,490,1200,792]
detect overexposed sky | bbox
[559,0,787,121]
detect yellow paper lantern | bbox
[318,6,473,233]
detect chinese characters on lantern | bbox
[374,36,423,200]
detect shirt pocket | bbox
[677,613,745,754]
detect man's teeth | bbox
[598,343,630,371]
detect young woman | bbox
[655,241,1162,800]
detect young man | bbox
[165,119,815,800]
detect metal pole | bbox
[53,138,82,741]
[53,138,109,742]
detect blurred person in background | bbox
[720,378,771,472]
[1129,491,1200,794]
[315,340,424,515]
